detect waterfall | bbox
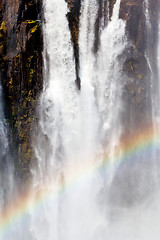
[0,84,15,240]
[144,0,160,190]
[0,85,8,164]
[0,83,8,214]
[0,83,14,200]
[95,0,126,191]
[29,0,127,240]
[157,11,160,124]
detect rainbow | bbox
[0,124,160,238]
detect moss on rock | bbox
[0,0,43,181]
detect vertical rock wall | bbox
[120,0,159,133]
[0,0,43,179]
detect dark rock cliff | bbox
[0,0,43,179]
[0,0,159,179]
[120,0,160,133]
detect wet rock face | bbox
[119,0,160,132]
[119,0,149,132]
[0,0,43,179]
[66,0,81,89]
[120,0,146,53]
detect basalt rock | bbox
[0,0,43,180]
[119,0,160,133]
[66,0,81,89]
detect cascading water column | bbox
[59,1,107,240]
[144,0,160,193]
[31,0,128,240]
[95,0,127,191]
[157,12,160,124]
[154,6,160,186]
[0,83,15,240]
[0,85,9,168]
[30,1,81,240]
[0,83,9,215]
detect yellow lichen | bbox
[30,25,38,33]
[9,78,13,85]
[25,20,37,24]
[137,74,142,79]
[0,21,7,33]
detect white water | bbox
[0,85,8,163]
[145,0,160,193]
[30,0,127,240]
[157,10,160,124]
[0,84,8,215]
[0,84,15,240]
[0,83,14,199]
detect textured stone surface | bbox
[120,0,159,132]
[0,0,43,179]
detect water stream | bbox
[31,0,127,239]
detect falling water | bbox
[157,9,160,124]
[0,85,8,167]
[144,0,160,192]
[0,83,15,240]
[30,0,127,239]
[0,83,8,214]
